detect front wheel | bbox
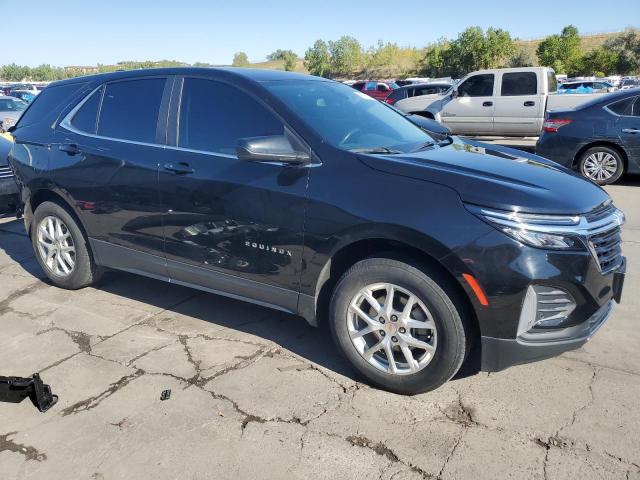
[578,146,624,185]
[329,258,468,394]
[31,201,102,289]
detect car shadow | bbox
[616,174,640,187]
[0,216,480,388]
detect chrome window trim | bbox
[603,95,639,118]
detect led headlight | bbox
[466,205,582,250]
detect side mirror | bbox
[451,89,459,99]
[236,135,310,165]
[7,125,16,133]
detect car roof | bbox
[576,88,640,110]
[48,67,326,88]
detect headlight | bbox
[466,205,582,250]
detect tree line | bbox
[2,26,639,83]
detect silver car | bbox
[0,95,28,132]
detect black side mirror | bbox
[7,125,16,133]
[236,135,310,165]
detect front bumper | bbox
[480,299,614,372]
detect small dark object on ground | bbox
[160,389,171,401]
[0,373,58,412]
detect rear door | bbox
[618,96,640,169]
[493,71,544,136]
[158,76,310,311]
[54,76,171,271]
[440,73,495,134]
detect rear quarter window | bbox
[16,82,89,129]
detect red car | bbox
[351,81,397,100]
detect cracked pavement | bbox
[1,183,639,480]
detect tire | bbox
[329,257,468,395]
[31,200,102,289]
[578,146,624,185]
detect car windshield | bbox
[0,98,27,111]
[265,80,433,152]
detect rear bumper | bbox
[480,299,614,372]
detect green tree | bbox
[304,40,332,77]
[603,29,640,74]
[1,63,30,81]
[267,49,297,62]
[536,25,582,75]
[281,51,297,71]
[485,28,516,67]
[508,47,536,68]
[419,39,451,77]
[232,52,249,67]
[581,47,619,75]
[328,36,363,77]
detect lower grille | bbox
[0,165,13,179]
[589,226,623,274]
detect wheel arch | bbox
[25,188,89,240]
[307,236,479,344]
[573,141,628,172]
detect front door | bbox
[440,73,495,135]
[158,77,310,311]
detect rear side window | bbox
[352,82,365,90]
[97,78,166,143]
[71,87,102,134]
[632,98,640,117]
[16,82,87,128]
[501,72,537,96]
[178,78,283,155]
[607,97,634,116]
[458,74,494,97]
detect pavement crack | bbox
[61,370,144,416]
[0,432,47,462]
[37,326,92,354]
[0,281,48,314]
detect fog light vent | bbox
[517,285,576,336]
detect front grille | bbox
[589,226,623,274]
[0,165,13,179]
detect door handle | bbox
[164,162,194,174]
[524,101,535,107]
[59,143,80,155]
[622,128,640,134]
[482,101,493,107]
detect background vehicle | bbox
[385,103,452,141]
[395,67,612,136]
[0,96,28,131]
[351,81,397,100]
[619,78,639,90]
[385,82,453,106]
[0,134,17,212]
[558,80,616,94]
[8,68,625,395]
[8,90,37,103]
[536,90,640,185]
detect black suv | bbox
[8,68,626,394]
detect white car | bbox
[0,96,28,132]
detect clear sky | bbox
[8,0,640,67]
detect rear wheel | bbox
[578,146,624,185]
[31,201,102,289]
[329,257,468,394]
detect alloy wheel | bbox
[36,215,76,277]
[347,282,437,375]
[582,151,619,182]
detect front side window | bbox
[265,80,433,152]
[71,87,102,134]
[97,78,166,143]
[458,74,494,97]
[178,78,284,155]
[501,72,537,96]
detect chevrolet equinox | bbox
[8,68,626,394]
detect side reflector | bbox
[462,273,489,306]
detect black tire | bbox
[31,200,102,289]
[329,257,468,395]
[578,146,624,185]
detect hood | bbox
[359,137,609,215]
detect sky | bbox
[7,0,640,67]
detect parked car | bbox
[536,90,640,185]
[0,133,17,212]
[384,103,452,141]
[9,68,625,394]
[8,90,37,103]
[386,82,453,106]
[351,81,396,100]
[619,79,639,90]
[394,67,609,137]
[0,96,28,132]
[558,81,616,94]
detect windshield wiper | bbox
[410,141,436,152]
[349,146,403,155]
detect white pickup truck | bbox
[394,67,606,137]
